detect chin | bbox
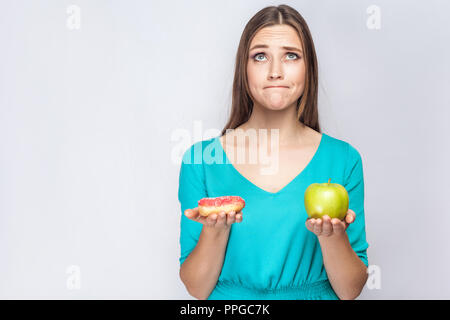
[264,104,290,111]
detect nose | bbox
[269,73,282,80]
[268,61,283,80]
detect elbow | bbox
[183,285,209,300]
[338,271,368,300]
[179,267,209,300]
[339,290,361,300]
[338,286,363,300]
[192,291,208,300]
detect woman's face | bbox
[247,24,306,111]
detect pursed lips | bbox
[265,86,289,88]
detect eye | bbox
[251,52,300,62]
[286,52,300,60]
[253,52,266,61]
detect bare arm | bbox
[318,230,368,300]
[179,208,242,300]
[306,210,368,300]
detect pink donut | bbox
[198,196,245,217]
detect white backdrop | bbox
[1,0,449,299]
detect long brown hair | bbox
[221,4,320,136]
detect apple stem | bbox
[328,178,331,184]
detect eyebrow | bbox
[249,44,303,53]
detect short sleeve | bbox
[178,144,208,267]
[343,143,370,268]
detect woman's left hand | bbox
[305,209,356,237]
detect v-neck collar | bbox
[215,132,327,196]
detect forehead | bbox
[250,25,302,48]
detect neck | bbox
[241,102,306,146]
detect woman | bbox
[178,4,369,300]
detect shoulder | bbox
[322,132,362,162]
[181,136,219,165]
[320,133,365,186]
[323,133,364,184]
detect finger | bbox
[216,211,227,226]
[305,219,314,232]
[331,218,345,233]
[235,212,243,223]
[226,211,236,225]
[313,218,323,235]
[345,210,356,224]
[185,208,198,219]
[309,218,318,232]
[321,215,333,236]
[206,213,218,227]
[188,208,206,223]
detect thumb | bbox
[346,210,356,224]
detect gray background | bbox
[1,0,449,299]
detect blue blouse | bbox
[178,132,369,300]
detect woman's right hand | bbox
[184,207,243,229]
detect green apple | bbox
[304,179,349,220]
